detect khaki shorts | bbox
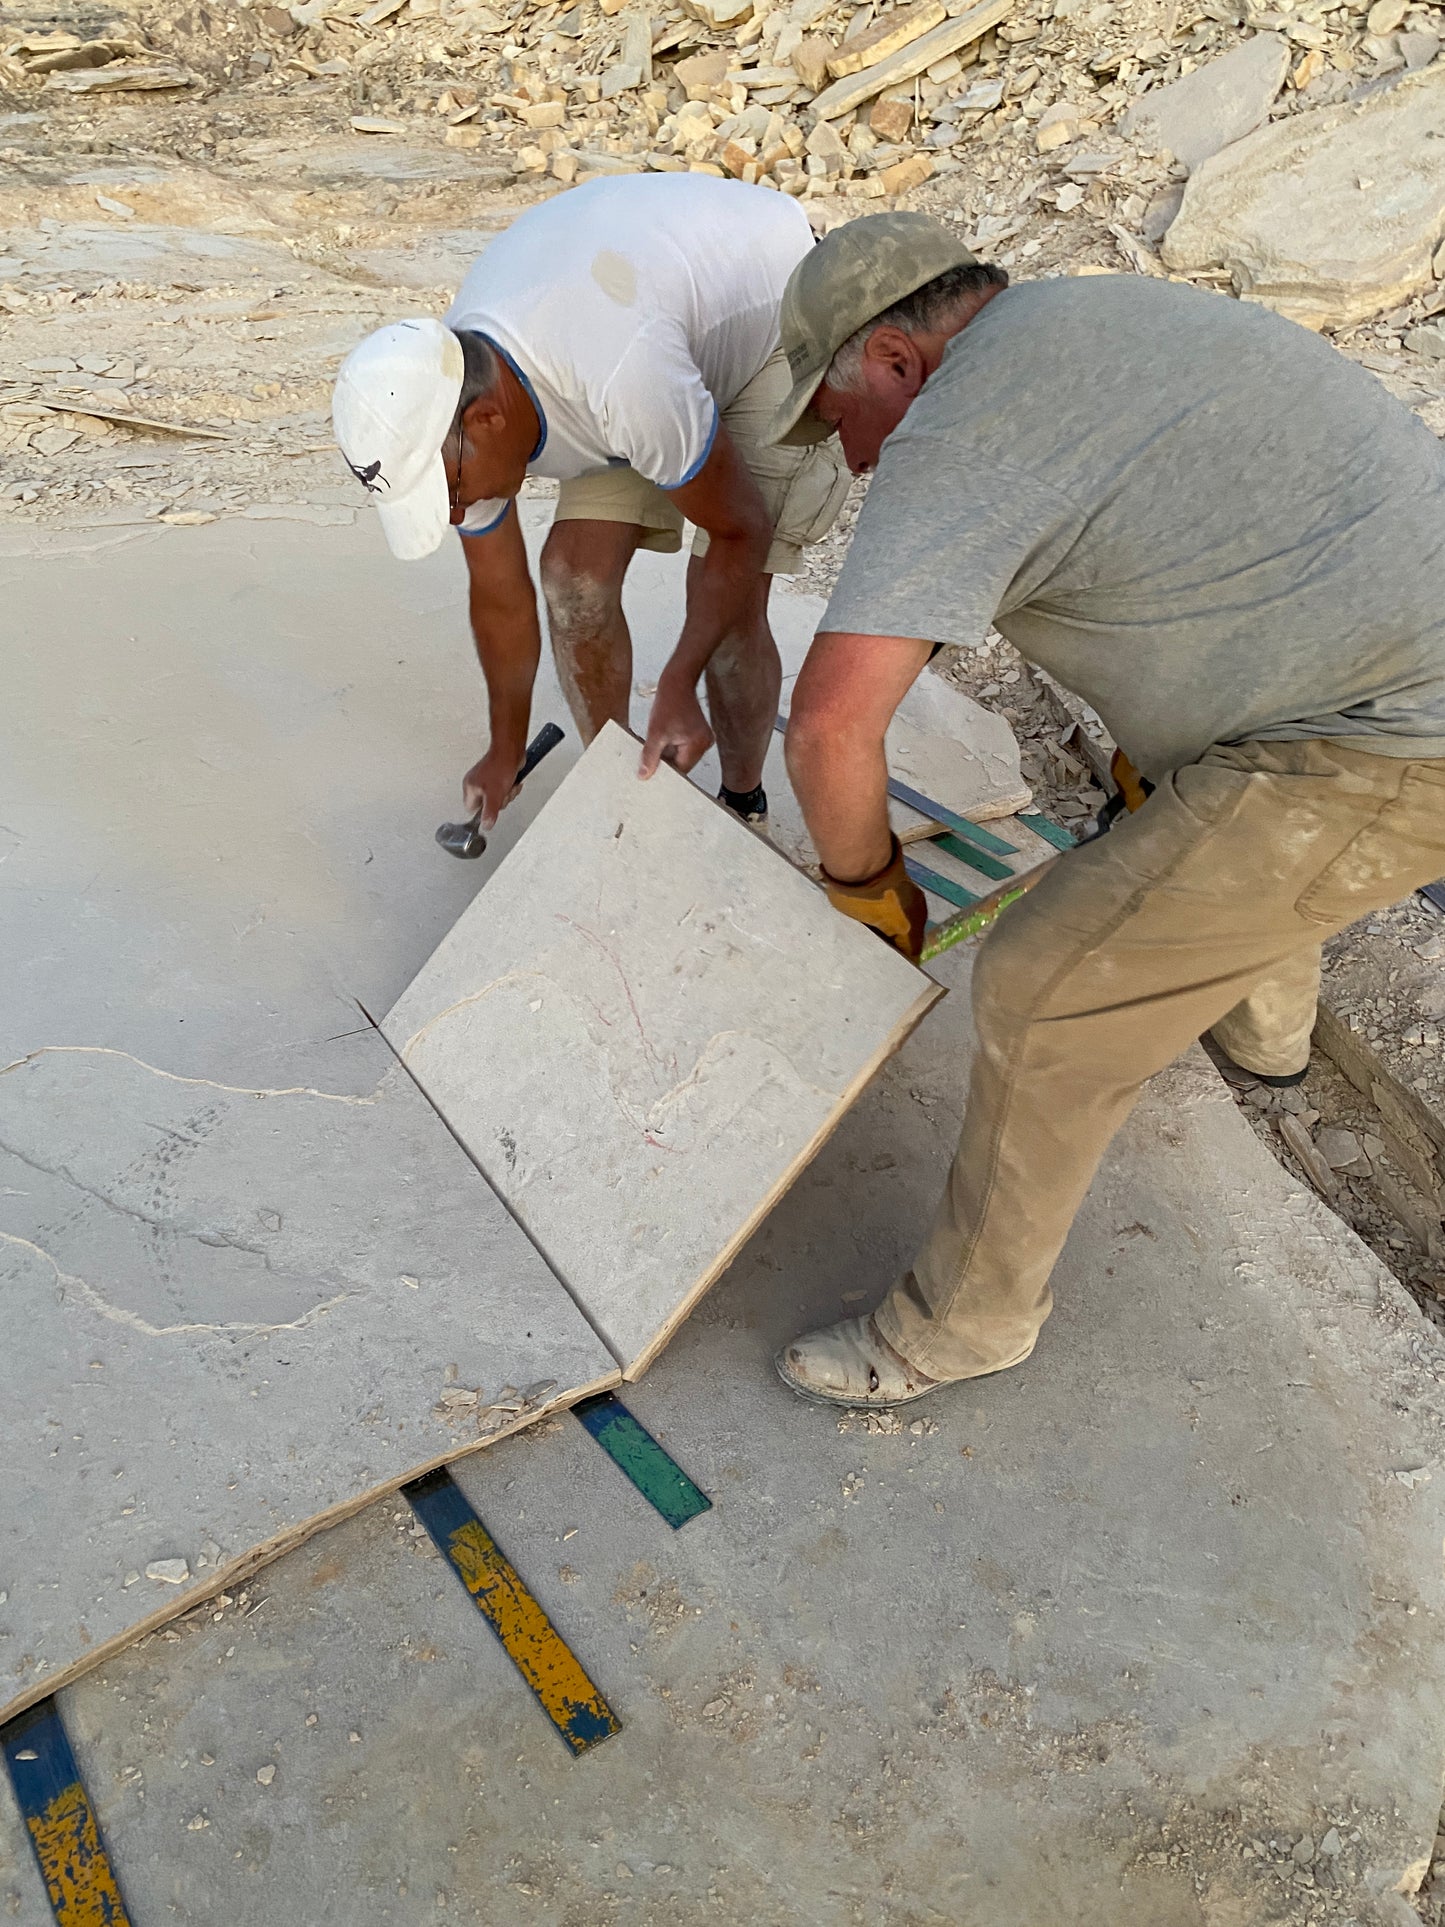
[551,347,851,576]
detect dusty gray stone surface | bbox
[0,515,621,1720]
[1163,66,1445,330]
[3,515,1443,1921]
[1122,31,1289,172]
[884,670,1032,817]
[0,518,522,1083]
[4,948,1442,1924]
[769,666,1030,869]
[0,1041,614,1722]
[0,512,826,1083]
[0,221,326,291]
[384,722,941,1377]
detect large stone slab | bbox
[3,519,1443,1921]
[0,517,618,1718]
[384,722,943,1376]
[0,221,326,292]
[885,668,1032,818]
[0,1038,614,1725]
[1122,31,1289,172]
[0,519,522,1082]
[236,134,511,183]
[0,514,838,1076]
[1163,65,1445,330]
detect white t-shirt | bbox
[444,175,814,534]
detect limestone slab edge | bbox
[384,721,944,1375]
[1161,65,1445,329]
[621,971,943,1378]
[0,1368,619,1731]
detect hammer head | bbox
[435,721,566,860]
[435,817,487,859]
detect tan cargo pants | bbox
[876,738,1445,1382]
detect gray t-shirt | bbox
[823,275,1445,780]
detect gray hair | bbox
[451,328,503,433]
[825,261,1008,394]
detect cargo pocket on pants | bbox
[1295,762,1445,928]
[772,441,852,551]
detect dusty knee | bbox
[970,900,1054,1031]
[540,568,621,647]
[540,525,632,630]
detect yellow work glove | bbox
[823,835,928,964]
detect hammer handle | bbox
[514,721,565,788]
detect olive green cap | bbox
[768,212,978,447]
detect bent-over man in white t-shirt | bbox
[332,175,850,832]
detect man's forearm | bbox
[786,718,893,883]
[470,594,542,761]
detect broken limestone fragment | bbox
[674,46,728,97]
[791,33,833,89]
[601,12,653,96]
[1162,65,1445,330]
[683,0,753,27]
[827,0,944,80]
[880,152,935,196]
[1315,1127,1365,1171]
[809,0,1013,119]
[1121,33,1289,172]
[1398,28,1440,69]
[870,90,916,140]
[1035,100,1087,152]
[145,1558,191,1586]
[45,62,197,91]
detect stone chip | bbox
[145,1558,191,1586]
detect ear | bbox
[461,390,507,437]
[862,325,928,397]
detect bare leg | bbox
[692,556,781,794]
[539,519,646,744]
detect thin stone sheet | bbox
[0,518,617,1723]
[0,1037,614,1725]
[384,722,943,1376]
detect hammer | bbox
[435,722,566,859]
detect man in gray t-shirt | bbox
[763,213,1445,1413]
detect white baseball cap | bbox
[332,317,464,561]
